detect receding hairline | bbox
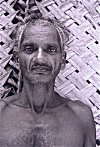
[20,21,62,48]
[13,17,69,52]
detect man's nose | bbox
[36,47,45,60]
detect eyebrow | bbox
[21,42,35,47]
[21,41,60,48]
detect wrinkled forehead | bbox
[20,20,61,46]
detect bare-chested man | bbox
[0,16,96,147]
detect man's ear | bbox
[61,51,66,70]
[13,51,20,65]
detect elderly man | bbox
[0,16,96,147]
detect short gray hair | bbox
[11,14,69,52]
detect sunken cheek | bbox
[50,55,62,71]
[19,53,31,70]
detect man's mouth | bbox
[31,65,52,73]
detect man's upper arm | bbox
[81,104,96,147]
[68,100,96,147]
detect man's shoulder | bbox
[0,94,19,112]
[67,98,91,112]
[66,98,94,124]
[57,94,93,119]
[58,96,95,132]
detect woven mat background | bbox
[0,0,100,145]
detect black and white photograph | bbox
[0,0,100,146]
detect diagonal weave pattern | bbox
[0,0,100,145]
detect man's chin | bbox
[29,79,51,85]
[26,74,53,84]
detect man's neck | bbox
[19,80,55,114]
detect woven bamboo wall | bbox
[0,0,100,145]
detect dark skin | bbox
[0,22,96,147]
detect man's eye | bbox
[24,46,36,53]
[45,47,57,54]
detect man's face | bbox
[18,23,65,84]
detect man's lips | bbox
[31,66,52,72]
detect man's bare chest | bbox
[0,106,84,147]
